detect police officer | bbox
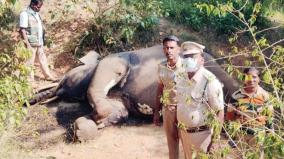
[19,0,56,82]
[154,35,182,159]
[176,42,224,158]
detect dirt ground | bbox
[33,124,183,159]
[19,100,186,159]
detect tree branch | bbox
[255,25,281,35]
[262,39,284,52]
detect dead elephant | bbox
[30,45,239,141]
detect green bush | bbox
[160,0,205,31]
[0,0,30,133]
[0,5,16,30]
[0,42,31,132]
[75,0,163,56]
[160,0,272,35]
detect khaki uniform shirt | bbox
[176,67,224,128]
[158,57,184,106]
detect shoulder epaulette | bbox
[203,70,216,82]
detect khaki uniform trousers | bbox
[179,129,212,159]
[162,106,179,159]
[26,46,52,81]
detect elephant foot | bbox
[74,115,98,142]
[96,99,129,129]
[91,97,129,129]
[96,108,129,129]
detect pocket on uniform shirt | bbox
[190,92,204,107]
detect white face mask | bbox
[182,57,198,72]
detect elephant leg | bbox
[74,114,98,142]
[95,98,129,129]
[89,93,117,121]
[87,56,130,127]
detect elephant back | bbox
[203,53,239,101]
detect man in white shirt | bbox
[19,0,55,82]
[176,42,224,159]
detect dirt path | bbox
[32,125,185,159]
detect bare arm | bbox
[153,81,163,126]
[19,28,32,49]
[206,79,224,152]
[226,102,240,121]
[207,79,225,124]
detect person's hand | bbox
[227,103,234,112]
[25,43,33,50]
[153,111,161,126]
[33,44,42,47]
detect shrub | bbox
[0,0,30,133]
[74,0,163,56]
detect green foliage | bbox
[0,2,16,30]
[160,0,206,31]
[0,42,31,132]
[160,89,171,106]
[261,0,284,13]
[197,1,284,158]
[160,0,274,35]
[3,0,18,5]
[205,109,222,141]
[75,0,163,56]
[0,1,31,132]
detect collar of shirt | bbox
[161,56,183,70]
[175,56,183,70]
[191,66,205,83]
[240,85,262,98]
[27,6,38,16]
[27,7,38,16]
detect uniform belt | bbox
[186,125,210,133]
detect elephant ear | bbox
[79,50,100,66]
[129,53,140,66]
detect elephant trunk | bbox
[26,86,57,106]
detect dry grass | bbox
[268,11,284,26]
